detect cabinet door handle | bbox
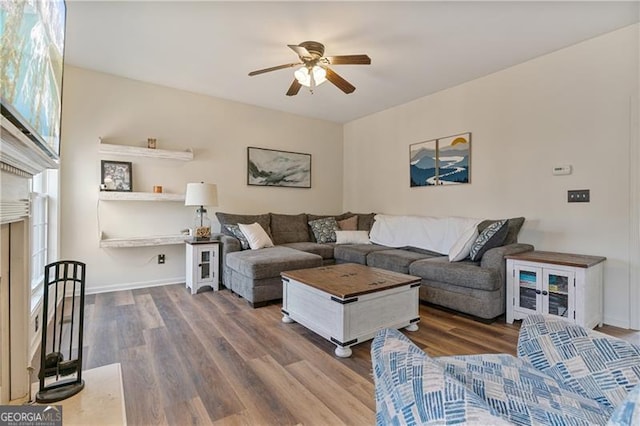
[535,289,541,294]
[542,290,548,296]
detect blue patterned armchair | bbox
[372,315,640,425]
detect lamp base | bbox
[194,226,211,240]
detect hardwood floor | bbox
[74,284,637,425]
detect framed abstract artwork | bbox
[247,147,311,188]
[101,160,133,192]
[410,132,471,187]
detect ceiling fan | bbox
[248,41,371,96]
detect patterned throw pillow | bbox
[469,219,508,261]
[224,224,250,250]
[308,217,339,244]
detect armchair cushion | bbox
[372,329,510,426]
[517,314,640,411]
[608,384,640,425]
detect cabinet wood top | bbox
[281,263,420,299]
[505,250,606,268]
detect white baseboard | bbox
[85,277,186,295]
[604,316,630,329]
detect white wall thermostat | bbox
[553,165,572,176]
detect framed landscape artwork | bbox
[410,132,471,187]
[247,147,311,188]
[101,160,133,192]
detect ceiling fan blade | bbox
[324,67,356,94]
[286,79,302,96]
[248,63,301,76]
[325,55,371,65]
[288,44,311,59]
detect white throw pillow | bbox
[238,222,274,250]
[448,226,479,261]
[335,230,371,245]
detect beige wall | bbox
[343,25,639,327]
[60,66,343,293]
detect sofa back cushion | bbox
[270,213,309,245]
[216,212,271,237]
[477,217,525,245]
[352,212,376,233]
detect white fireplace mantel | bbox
[1,116,58,176]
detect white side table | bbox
[505,251,605,329]
[185,239,220,294]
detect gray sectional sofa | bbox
[215,212,533,319]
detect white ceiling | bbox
[64,1,639,123]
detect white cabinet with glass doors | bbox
[506,251,605,329]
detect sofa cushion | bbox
[366,249,440,274]
[308,217,339,243]
[478,216,525,245]
[216,212,271,237]
[409,256,501,291]
[469,219,508,261]
[224,224,250,250]
[280,242,334,260]
[270,213,309,245]
[226,246,322,280]
[333,244,390,265]
[337,215,358,230]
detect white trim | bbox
[630,94,640,330]
[605,316,630,330]
[83,277,186,296]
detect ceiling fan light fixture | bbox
[294,66,326,87]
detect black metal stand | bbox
[36,261,86,403]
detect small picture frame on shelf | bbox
[101,160,133,192]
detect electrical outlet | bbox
[158,254,165,264]
[568,189,590,203]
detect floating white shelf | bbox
[98,192,185,202]
[99,233,187,248]
[98,138,193,161]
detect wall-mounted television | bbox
[0,0,66,158]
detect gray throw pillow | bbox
[469,219,508,261]
[308,217,339,244]
[224,224,250,250]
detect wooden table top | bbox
[505,250,606,268]
[281,263,421,299]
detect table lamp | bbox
[185,182,218,240]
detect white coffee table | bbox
[281,263,421,357]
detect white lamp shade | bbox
[185,183,218,207]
